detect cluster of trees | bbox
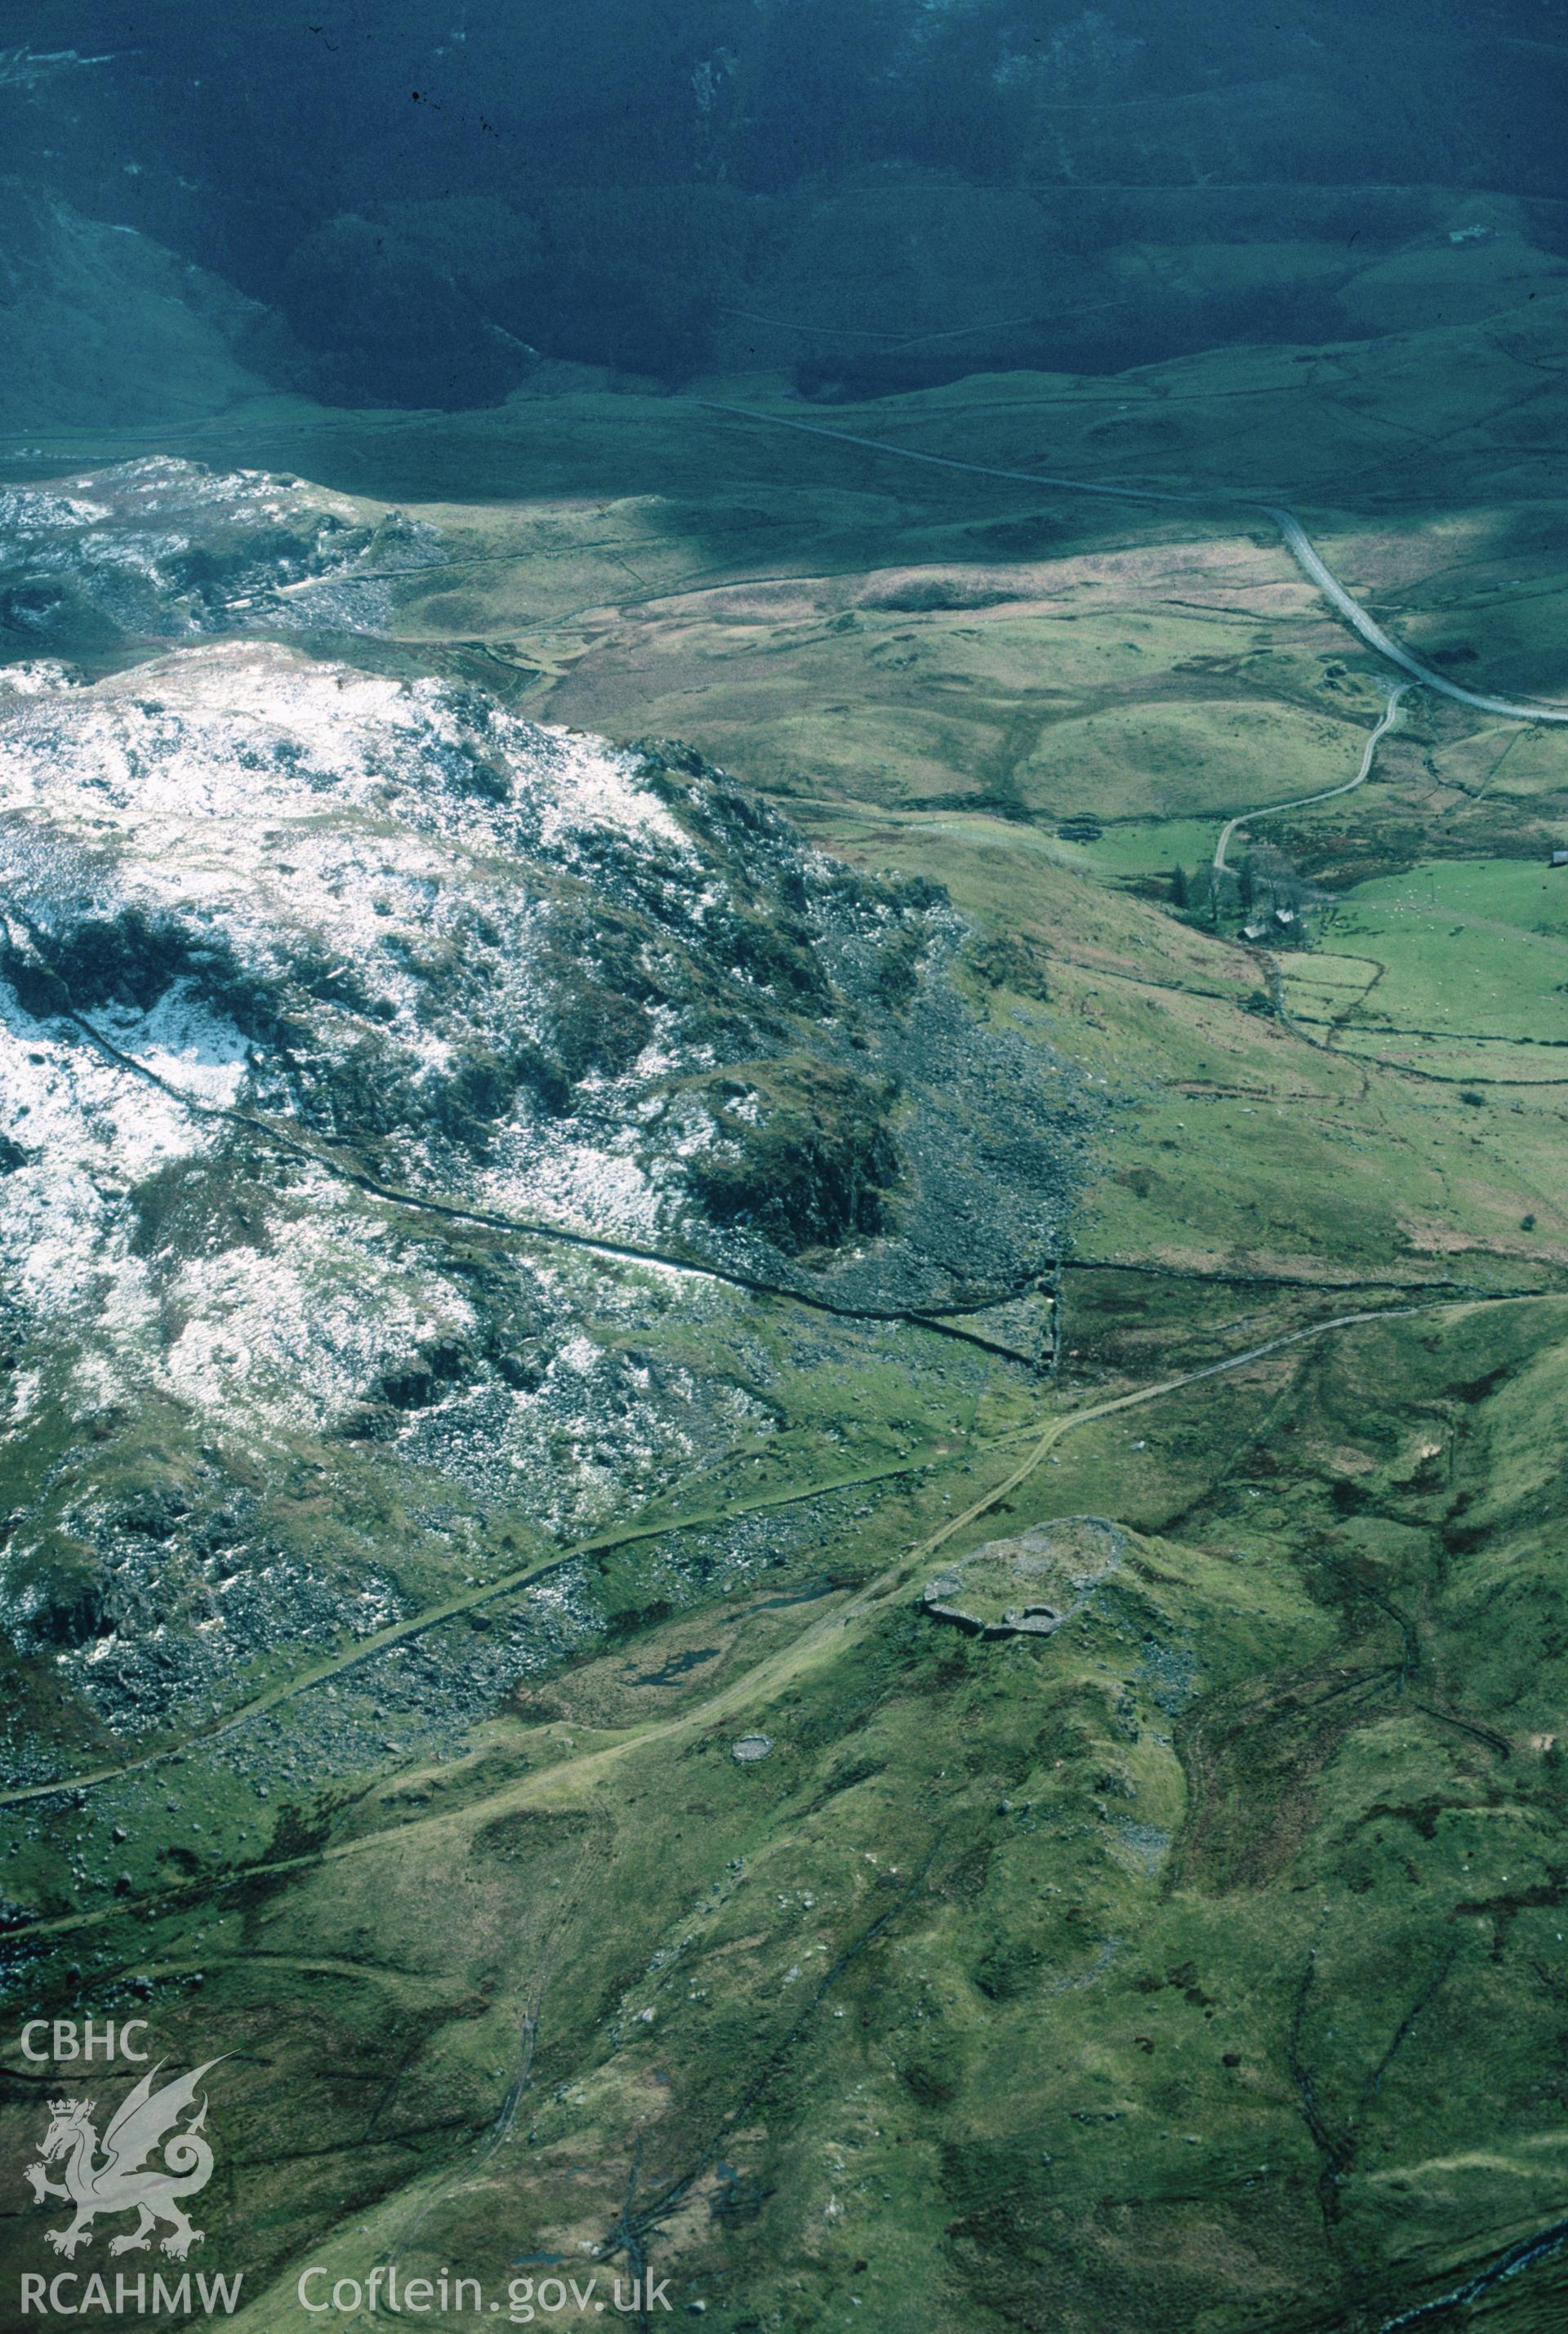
[1169,849,1321,940]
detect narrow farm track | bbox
[1214,682,1408,873]
[695,402,1568,724]
[5,1285,1546,1945]
[0,1420,1049,1813]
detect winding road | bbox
[696,402,1568,726]
[1214,679,1409,873]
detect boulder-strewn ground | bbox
[0,457,441,654]
[0,537,1087,1762]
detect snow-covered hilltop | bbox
[0,457,440,649]
[0,636,1084,1303]
[0,597,1086,1750]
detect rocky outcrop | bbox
[924,1517,1124,1639]
[0,492,1094,1739]
[0,460,440,657]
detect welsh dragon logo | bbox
[24,2060,222,2260]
